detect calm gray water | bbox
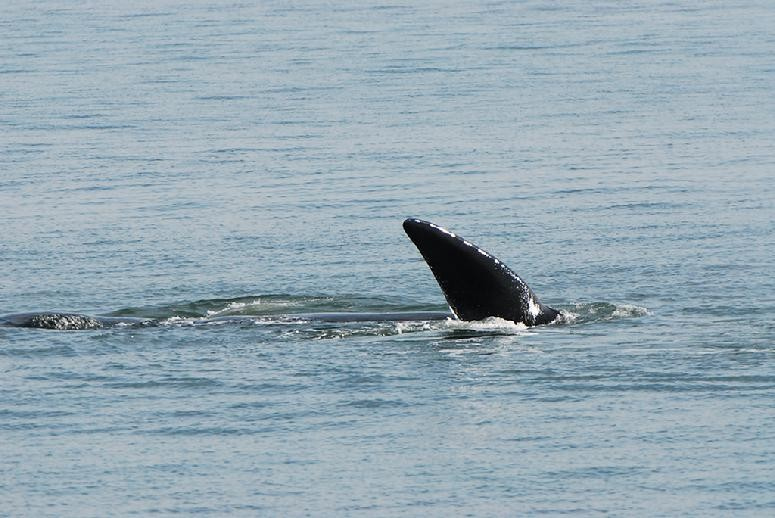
[2,1,774,515]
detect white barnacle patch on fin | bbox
[428,222,456,238]
[476,247,491,258]
[527,296,540,318]
[460,238,492,259]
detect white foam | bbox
[160,316,201,326]
[556,310,578,324]
[612,304,650,318]
[395,321,432,335]
[206,301,249,316]
[206,298,303,317]
[527,297,540,318]
[446,316,529,333]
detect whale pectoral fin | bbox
[403,218,558,326]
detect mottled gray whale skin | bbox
[0,312,149,330]
[403,218,559,326]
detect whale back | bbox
[403,218,558,326]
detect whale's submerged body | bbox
[1,219,559,330]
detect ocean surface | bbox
[1,0,774,515]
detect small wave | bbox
[111,294,441,320]
[558,302,650,324]
[555,310,578,325]
[0,345,77,358]
[106,377,221,389]
[612,304,650,318]
[445,316,529,334]
[157,316,207,327]
[302,321,434,340]
[343,398,409,409]
[109,295,317,319]
[204,296,321,317]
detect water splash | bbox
[558,302,650,325]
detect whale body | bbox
[1,219,559,329]
[0,311,451,330]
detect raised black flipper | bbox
[403,218,558,326]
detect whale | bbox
[1,219,559,329]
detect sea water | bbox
[1,1,774,515]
